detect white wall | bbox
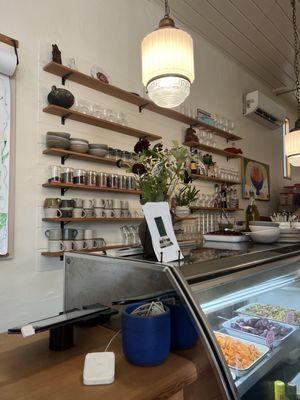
[0,0,296,331]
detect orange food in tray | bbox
[215,332,262,369]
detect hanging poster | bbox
[0,74,10,255]
[242,157,270,201]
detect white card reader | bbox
[83,352,115,385]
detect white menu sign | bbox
[142,202,183,263]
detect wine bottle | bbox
[245,190,260,231]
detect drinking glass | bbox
[92,104,104,119]
[78,99,92,114]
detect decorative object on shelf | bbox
[184,127,198,143]
[175,185,199,217]
[223,143,243,155]
[52,44,62,64]
[90,65,109,84]
[242,157,270,201]
[141,0,194,108]
[245,191,260,231]
[285,0,300,166]
[47,85,75,109]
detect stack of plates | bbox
[278,228,300,243]
[46,132,71,149]
[70,138,89,153]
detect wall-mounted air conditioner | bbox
[243,90,286,130]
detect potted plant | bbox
[175,185,199,217]
[117,138,192,257]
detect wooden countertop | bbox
[0,325,198,400]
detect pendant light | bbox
[141,0,194,108]
[285,0,300,166]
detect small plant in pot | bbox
[175,185,199,217]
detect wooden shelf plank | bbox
[42,182,142,195]
[41,244,141,257]
[183,141,242,159]
[190,206,243,212]
[43,148,126,166]
[43,217,143,223]
[191,174,241,185]
[43,105,161,141]
[43,62,242,141]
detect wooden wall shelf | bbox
[191,174,241,185]
[43,148,126,166]
[43,105,161,141]
[43,62,241,142]
[43,182,142,195]
[190,206,243,212]
[43,217,143,223]
[183,141,242,159]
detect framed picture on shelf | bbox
[242,157,270,201]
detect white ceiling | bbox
[164,0,300,101]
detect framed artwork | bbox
[242,157,270,201]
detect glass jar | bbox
[86,170,97,187]
[48,165,61,183]
[73,169,86,185]
[97,172,107,187]
[61,166,74,184]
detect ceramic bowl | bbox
[89,144,108,150]
[46,136,70,150]
[47,131,71,139]
[249,228,280,244]
[70,143,89,153]
[71,138,89,144]
[249,224,279,232]
[88,148,108,157]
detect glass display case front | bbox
[188,255,300,400]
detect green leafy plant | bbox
[118,139,191,204]
[175,185,200,207]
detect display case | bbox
[63,243,300,400]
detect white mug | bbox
[72,208,86,218]
[94,208,104,218]
[113,209,121,218]
[93,198,105,208]
[94,238,106,248]
[63,240,73,251]
[112,199,121,209]
[73,240,87,251]
[103,209,114,218]
[84,230,95,239]
[85,239,97,249]
[48,240,64,252]
[44,208,62,218]
[83,199,94,209]
[84,209,94,218]
[76,229,85,240]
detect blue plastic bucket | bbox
[122,302,171,366]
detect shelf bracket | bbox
[61,113,71,125]
[61,155,70,165]
[61,72,73,85]
[61,187,68,196]
[139,102,150,113]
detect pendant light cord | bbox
[164,0,170,18]
[292,0,300,115]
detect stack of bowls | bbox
[46,132,70,149]
[249,221,280,243]
[70,138,89,153]
[88,144,108,157]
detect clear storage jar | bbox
[73,169,86,185]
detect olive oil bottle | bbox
[245,191,260,231]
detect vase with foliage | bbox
[118,138,192,258]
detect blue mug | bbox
[122,302,171,366]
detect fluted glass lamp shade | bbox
[142,26,194,108]
[285,118,300,166]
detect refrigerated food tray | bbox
[236,303,300,326]
[223,316,296,348]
